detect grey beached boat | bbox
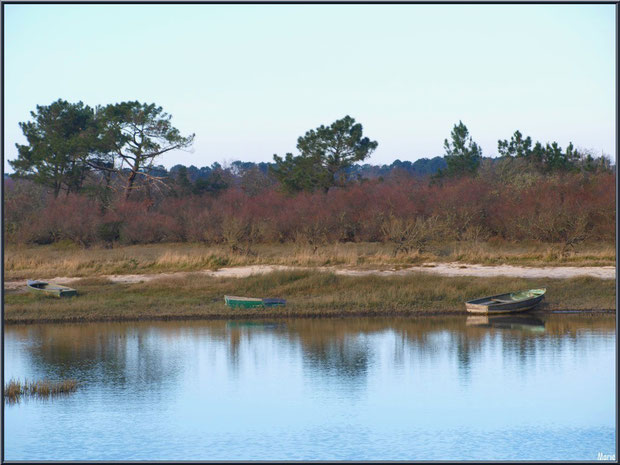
[27,280,77,298]
[465,288,546,314]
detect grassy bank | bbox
[4,241,616,281]
[4,271,615,325]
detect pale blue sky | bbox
[3,4,616,172]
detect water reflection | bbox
[7,314,615,389]
[4,314,616,461]
[466,314,545,332]
[226,321,285,330]
[9,324,188,393]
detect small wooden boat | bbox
[27,280,77,298]
[224,295,286,308]
[465,288,545,314]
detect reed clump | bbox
[4,378,79,403]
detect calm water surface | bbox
[3,314,616,461]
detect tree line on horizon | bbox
[4,99,614,251]
[7,99,613,202]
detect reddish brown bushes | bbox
[4,172,615,247]
[20,195,101,245]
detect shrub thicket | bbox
[4,171,614,249]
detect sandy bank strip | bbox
[336,263,616,280]
[4,263,615,290]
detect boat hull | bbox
[465,289,546,314]
[27,280,77,298]
[224,295,287,308]
[465,298,543,314]
[225,296,264,308]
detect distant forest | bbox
[134,156,449,195]
[166,156,448,181]
[4,155,450,199]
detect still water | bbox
[3,314,616,461]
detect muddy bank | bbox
[5,308,615,326]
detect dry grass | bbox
[4,378,79,403]
[448,240,615,266]
[3,271,615,325]
[4,240,616,281]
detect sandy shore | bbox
[4,263,615,291]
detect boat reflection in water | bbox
[466,313,545,333]
[225,320,286,331]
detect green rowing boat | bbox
[27,280,77,298]
[224,295,286,308]
[465,288,546,314]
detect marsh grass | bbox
[4,241,615,281]
[4,271,615,325]
[4,378,79,403]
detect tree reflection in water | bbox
[13,322,203,395]
[5,313,615,461]
[11,314,615,394]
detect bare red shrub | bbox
[25,195,101,245]
[5,171,615,246]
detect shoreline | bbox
[4,269,615,326]
[4,308,615,326]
